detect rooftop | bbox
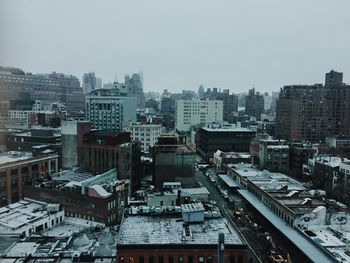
[0,151,32,166]
[0,198,61,236]
[118,215,243,246]
[180,187,210,196]
[181,203,205,213]
[238,189,334,263]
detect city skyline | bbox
[1,0,350,93]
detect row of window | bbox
[120,255,243,263]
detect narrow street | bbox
[195,170,264,263]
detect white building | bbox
[340,159,350,178]
[175,99,223,131]
[125,123,164,152]
[0,198,64,237]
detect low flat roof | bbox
[181,203,205,213]
[118,215,243,246]
[181,187,210,196]
[237,189,334,263]
[218,174,240,188]
[201,127,254,133]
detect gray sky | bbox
[1,0,349,93]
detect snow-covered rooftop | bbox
[118,215,243,245]
[238,189,334,263]
[0,151,32,165]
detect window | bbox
[168,256,174,263]
[130,257,135,263]
[207,257,213,263]
[148,256,154,263]
[178,256,184,263]
[229,256,235,263]
[139,256,144,263]
[188,256,193,263]
[158,256,164,263]
[119,257,125,263]
[198,257,204,263]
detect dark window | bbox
[139,256,144,263]
[188,256,193,263]
[229,256,235,263]
[207,257,213,263]
[149,256,154,263]
[159,256,164,263]
[168,256,174,263]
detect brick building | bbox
[276,71,350,142]
[117,212,248,263]
[24,169,130,226]
[78,130,142,191]
[0,151,59,207]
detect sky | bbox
[0,0,349,94]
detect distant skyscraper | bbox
[83,72,102,94]
[245,88,264,120]
[125,73,145,108]
[325,70,343,87]
[198,85,205,98]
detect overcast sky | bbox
[0,0,349,93]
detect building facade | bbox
[245,88,264,120]
[24,169,130,226]
[196,123,256,162]
[125,123,164,152]
[276,71,350,142]
[0,67,84,113]
[175,99,223,131]
[153,135,196,189]
[258,139,289,173]
[85,89,137,131]
[0,151,59,207]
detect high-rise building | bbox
[125,73,145,108]
[85,89,137,131]
[0,66,84,113]
[276,71,350,142]
[82,72,102,94]
[325,70,343,87]
[245,88,264,120]
[175,99,223,131]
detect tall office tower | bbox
[325,70,343,87]
[245,88,264,120]
[160,89,175,114]
[222,94,239,122]
[276,71,350,142]
[125,73,145,108]
[82,72,102,94]
[0,66,84,113]
[175,98,223,131]
[198,84,205,98]
[85,89,137,131]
